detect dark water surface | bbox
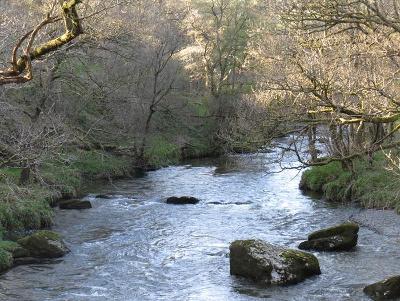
[0,148,399,301]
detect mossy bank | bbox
[300,154,400,213]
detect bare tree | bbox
[252,0,400,170]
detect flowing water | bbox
[0,144,399,301]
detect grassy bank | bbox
[300,154,400,213]
[0,135,219,235]
[0,150,133,236]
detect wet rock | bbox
[364,276,400,300]
[59,199,92,210]
[166,196,200,205]
[0,241,29,258]
[298,222,359,251]
[229,239,321,285]
[0,249,13,273]
[17,230,70,258]
[13,257,48,266]
[95,194,114,199]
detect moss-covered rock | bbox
[166,196,200,205]
[0,240,29,258]
[0,249,13,273]
[17,230,69,258]
[363,275,400,300]
[299,222,359,251]
[59,199,92,210]
[229,239,321,285]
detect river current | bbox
[0,145,399,301]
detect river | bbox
[0,144,399,301]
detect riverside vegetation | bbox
[1,1,400,299]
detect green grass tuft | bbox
[145,136,180,167]
[300,162,344,192]
[301,154,400,212]
[0,248,13,272]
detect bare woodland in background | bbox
[1,0,400,182]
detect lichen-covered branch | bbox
[0,0,82,85]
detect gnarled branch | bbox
[0,0,82,85]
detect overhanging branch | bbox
[0,0,83,85]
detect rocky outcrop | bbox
[17,230,70,258]
[364,276,400,300]
[229,239,321,285]
[166,196,200,205]
[298,222,359,251]
[59,199,92,210]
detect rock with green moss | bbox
[0,249,13,273]
[17,230,69,258]
[0,240,29,258]
[299,222,359,252]
[364,276,400,300]
[229,239,321,285]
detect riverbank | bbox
[300,154,400,213]
[1,152,399,300]
[0,136,223,256]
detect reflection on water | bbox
[0,145,399,301]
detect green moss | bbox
[0,240,29,258]
[17,230,68,258]
[281,249,318,264]
[0,249,13,272]
[0,241,19,252]
[301,155,400,212]
[280,249,321,276]
[308,222,359,240]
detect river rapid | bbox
[0,144,399,301]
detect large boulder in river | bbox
[166,196,200,205]
[229,239,321,285]
[17,230,69,258]
[364,276,400,300]
[59,199,92,210]
[298,222,359,251]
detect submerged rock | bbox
[59,199,92,210]
[17,230,69,258]
[364,276,400,300]
[229,239,321,285]
[299,222,359,251]
[0,249,13,273]
[166,196,200,205]
[13,257,53,266]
